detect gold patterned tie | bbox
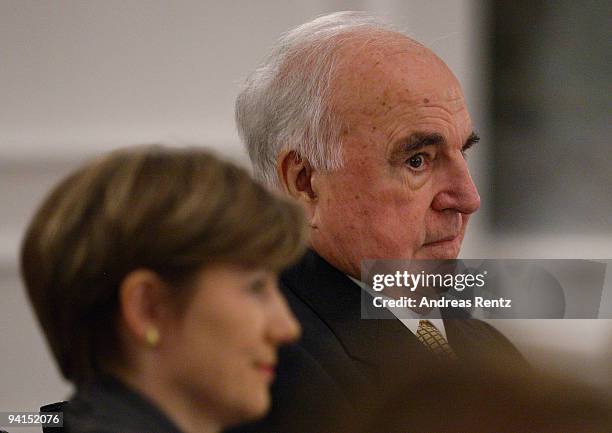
[416,320,458,360]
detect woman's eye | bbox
[407,153,427,171]
[247,278,269,296]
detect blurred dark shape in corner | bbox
[343,353,612,433]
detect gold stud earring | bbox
[145,327,160,347]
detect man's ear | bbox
[118,269,170,348]
[277,150,319,221]
[277,150,317,199]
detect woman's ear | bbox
[118,269,169,348]
[277,150,319,224]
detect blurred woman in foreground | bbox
[21,145,306,433]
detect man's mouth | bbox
[423,234,459,246]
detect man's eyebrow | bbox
[462,131,480,151]
[401,132,446,153]
[393,131,480,159]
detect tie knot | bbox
[416,320,458,360]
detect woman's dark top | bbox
[57,375,184,433]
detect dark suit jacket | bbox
[228,249,527,433]
[42,375,184,433]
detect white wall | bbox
[1,1,610,426]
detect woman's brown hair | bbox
[21,145,306,385]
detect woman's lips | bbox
[255,363,276,379]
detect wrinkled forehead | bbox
[330,35,465,116]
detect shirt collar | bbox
[347,274,447,339]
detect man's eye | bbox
[407,153,427,171]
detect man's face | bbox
[309,41,480,277]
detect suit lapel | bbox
[282,250,429,369]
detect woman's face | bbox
[159,263,301,426]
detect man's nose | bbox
[268,293,302,345]
[431,156,481,214]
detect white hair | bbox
[235,11,407,187]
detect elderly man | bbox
[231,11,525,433]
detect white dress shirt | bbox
[348,275,447,339]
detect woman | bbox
[21,145,306,433]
